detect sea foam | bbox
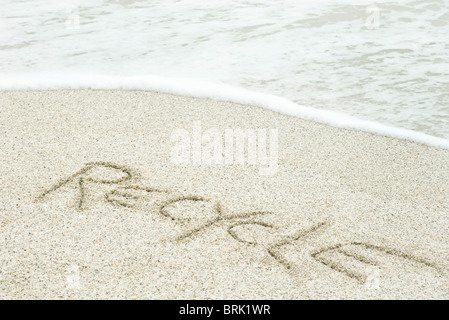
[1,73,449,150]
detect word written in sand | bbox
[37,162,442,284]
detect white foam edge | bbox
[1,73,448,150]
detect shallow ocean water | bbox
[1,0,449,139]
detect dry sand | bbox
[0,89,448,299]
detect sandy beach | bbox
[0,89,448,299]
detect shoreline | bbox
[1,89,448,299]
[1,75,449,150]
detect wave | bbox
[1,73,449,150]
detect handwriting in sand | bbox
[37,162,442,284]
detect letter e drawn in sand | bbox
[310,242,442,283]
[105,185,169,208]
